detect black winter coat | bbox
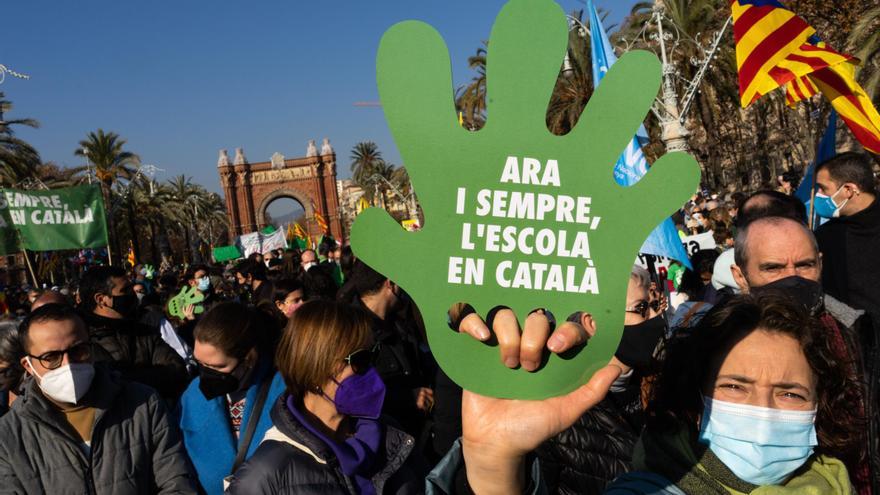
[226,396,427,495]
[536,390,640,494]
[0,365,198,494]
[82,312,189,398]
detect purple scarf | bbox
[286,395,383,495]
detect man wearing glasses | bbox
[0,303,198,494]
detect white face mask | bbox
[26,358,95,404]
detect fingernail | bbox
[476,326,490,340]
[504,357,518,368]
[522,360,537,371]
[547,335,563,352]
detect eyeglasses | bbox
[343,345,378,375]
[27,342,92,370]
[625,301,650,318]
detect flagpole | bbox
[106,242,113,266]
[21,249,38,287]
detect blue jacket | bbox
[178,359,286,495]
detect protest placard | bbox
[0,185,108,254]
[350,0,701,399]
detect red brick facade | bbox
[218,149,343,242]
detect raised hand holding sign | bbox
[351,0,701,399]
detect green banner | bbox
[0,185,109,254]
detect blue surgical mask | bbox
[814,186,848,219]
[698,396,817,486]
[197,277,211,292]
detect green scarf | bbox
[631,418,852,495]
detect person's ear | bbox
[94,292,109,309]
[275,300,285,311]
[731,264,750,293]
[245,347,258,367]
[20,355,33,376]
[817,252,823,274]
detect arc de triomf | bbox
[217,138,344,242]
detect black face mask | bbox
[112,293,139,318]
[198,361,245,400]
[615,315,667,371]
[750,276,824,316]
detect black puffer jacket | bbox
[226,396,427,494]
[536,389,640,494]
[82,312,189,398]
[0,365,198,494]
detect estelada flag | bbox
[730,0,815,107]
[731,1,880,154]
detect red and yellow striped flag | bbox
[314,211,329,233]
[730,0,815,107]
[780,40,851,105]
[731,1,880,154]
[293,222,308,240]
[810,62,880,154]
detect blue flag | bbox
[588,0,692,269]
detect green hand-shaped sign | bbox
[166,286,205,320]
[351,0,701,399]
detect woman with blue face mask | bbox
[225,300,428,495]
[446,293,862,495]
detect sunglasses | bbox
[625,301,651,318]
[28,342,92,370]
[343,345,379,375]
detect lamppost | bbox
[565,5,730,158]
[365,174,419,220]
[0,64,29,86]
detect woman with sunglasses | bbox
[532,265,667,494]
[226,299,427,495]
[177,302,286,495]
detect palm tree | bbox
[0,92,41,187]
[73,129,140,202]
[849,5,880,102]
[547,10,595,135]
[165,175,203,263]
[350,141,385,188]
[456,43,488,130]
[72,129,140,260]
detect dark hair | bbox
[318,237,336,257]
[78,265,128,312]
[19,303,87,354]
[0,321,24,391]
[816,152,876,194]
[735,190,807,229]
[676,249,719,300]
[302,266,338,301]
[235,259,267,282]
[275,300,371,399]
[193,302,279,361]
[647,294,864,464]
[186,264,209,281]
[346,260,387,296]
[272,278,304,304]
[340,245,356,281]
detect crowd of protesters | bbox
[0,151,877,494]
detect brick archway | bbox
[256,189,311,228]
[217,145,343,242]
